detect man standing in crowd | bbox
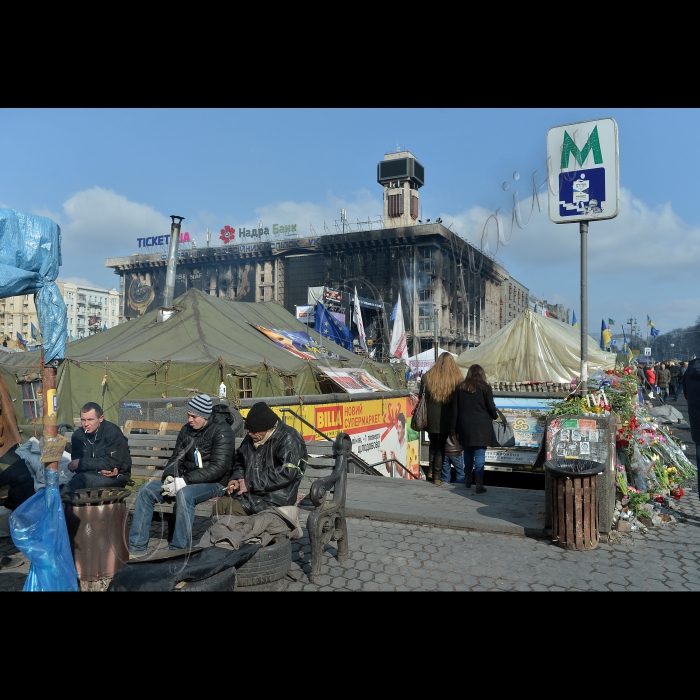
[63,402,131,492]
[215,401,307,517]
[657,362,672,402]
[675,362,687,401]
[129,394,234,556]
[683,359,700,500]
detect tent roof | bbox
[64,287,381,372]
[456,309,616,382]
[408,348,457,362]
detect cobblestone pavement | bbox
[3,493,699,591]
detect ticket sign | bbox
[547,117,619,224]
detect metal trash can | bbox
[545,459,606,551]
[62,488,131,583]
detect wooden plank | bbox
[582,476,592,548]
[564,477,574,549]
[556,478,565,545]
[574,478,583,550]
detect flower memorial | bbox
[547,365,697,511]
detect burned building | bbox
[105,151,523,357]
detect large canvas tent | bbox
[0,288,405,432]
[456,308,616,383]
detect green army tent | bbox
[46,288,404,426]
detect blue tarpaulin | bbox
[0,208,66,362]
[10,470,79,591]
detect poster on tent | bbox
[323,369,392,393]
[251,324,339,360]
[257,396,421,479]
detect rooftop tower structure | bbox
[377,150,424,227]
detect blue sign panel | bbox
[559,167,606,218]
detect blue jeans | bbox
[129,480,223,553]
[442,454,465,484]
[463,447,486,476]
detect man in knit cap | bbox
[128,394,235,556]
[214,401,307,517]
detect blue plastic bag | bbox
[0,208,66,363]
[9,469,78,591]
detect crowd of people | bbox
[637,359,689,402]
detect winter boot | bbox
[464,469,473,489]
[475,473,487,494]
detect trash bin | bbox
[545,459,606,551]
[62,488,131,585]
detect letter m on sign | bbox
[561,126,603,169]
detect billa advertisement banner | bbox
[240,396,421,479]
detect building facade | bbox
[57,281,121,339]
[0,294,38,349]
[500,276,529,327]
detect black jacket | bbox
[451,385,498,447]
[228,421,307,515]
[162,406,235,485]
[71,420,132,476]
[418,380,455,435]
[684,361,700,444]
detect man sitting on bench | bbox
[215,401,307,517]
[128,394,234,557]
[63,402,132,492]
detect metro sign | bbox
[547,118,619,224]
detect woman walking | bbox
[418,353,463,485]
[451,363,498,494]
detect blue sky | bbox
[1,108,698,339]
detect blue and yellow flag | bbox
[30,322,39,340]
[647,315,654,327]
[608,318,615,326]
[16,332,27,349]
[571,311,578,329]
[600,319,611,349]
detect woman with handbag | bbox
[451,363,498,494]
[417,353,463,484]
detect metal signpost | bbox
[547,118,619,395]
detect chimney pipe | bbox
[158,215,184,322]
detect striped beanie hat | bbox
[187,394,213,420]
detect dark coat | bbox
[684,361,700,443]
[162,408,235,485]
[657,367,671,389]
[418,381,454,435]
[228,421,308,515]
[451,384,498,447]
[71,419,132,477]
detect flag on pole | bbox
[314,301,353,351]
[389,293,408,361]
[650,327,660,338]
[647,315,654,327]
[353,286,368,353]
[571,311,578,329]
[30,322,40,341]
[390,301,398,322]
[608,318,615,326]
[16,332,27,349]
[600,319,611,349]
